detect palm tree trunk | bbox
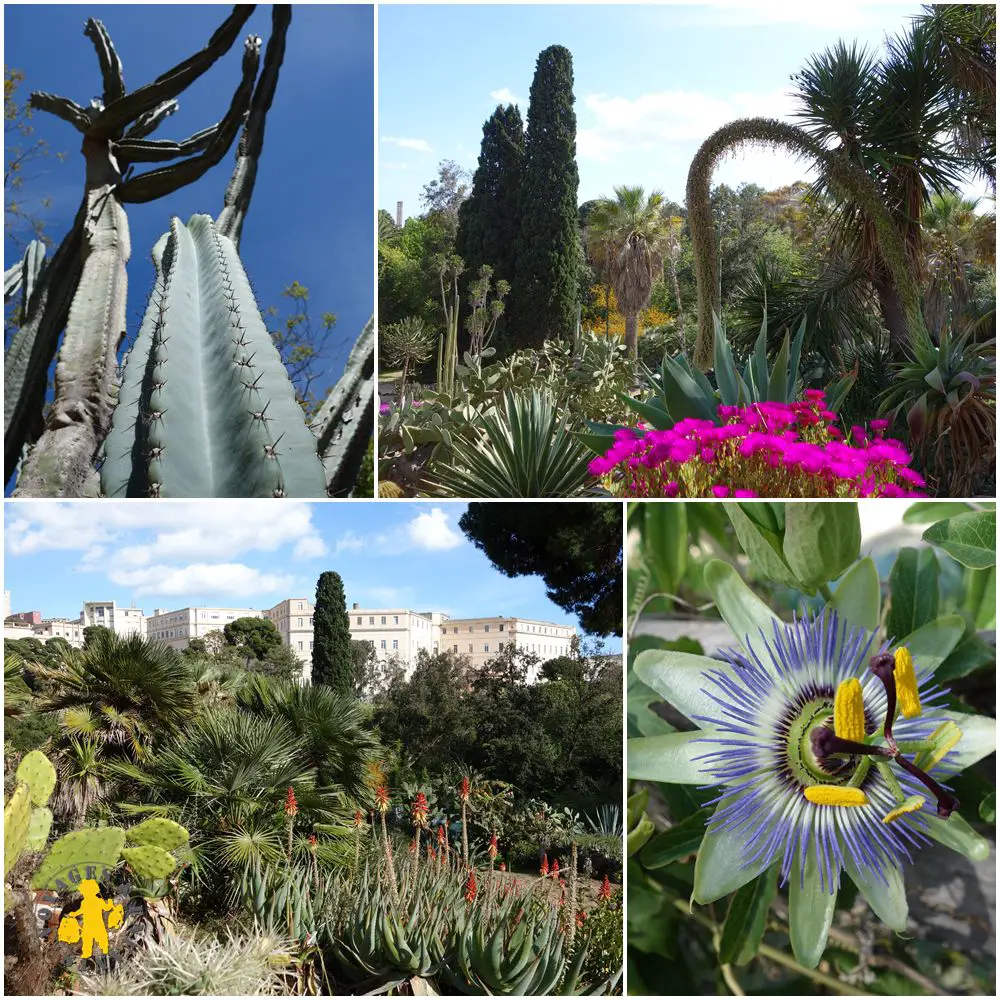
[624,313,639,358]
[873,275,911,356]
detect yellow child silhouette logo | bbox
[57,879,124,958]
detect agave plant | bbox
[879,324,995,495]
[426,390,596,498]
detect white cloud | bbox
[406,507,463,551]
[380,136,433,153]
[107,563,296,599]
[5,502,325,564]
[334,531,364,555]
[578,87,799,163]
[489,87,524,106]
[294,534,329,559]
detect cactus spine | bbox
[101,214,328,497]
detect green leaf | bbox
[830,558,881,632]
[935,634,995,683]
[782,503,861,592]
[902,502,975,524]
[788,843,836,969]
[639,809,712,869]
[898,614,965,671]
[627,668,674,739]
[766,331,790,402]
[723,503,800,590]
[966,566,996,629]
[886,547,940,642]
[702,559,781,670]
[627,789,649,832]
[627,814,655,857]
[619,392,674,431]
[634,649,734,726]
[922,511,996,569]
[644,502,688,599]
[842,854,907,931]
[979,792,995,824]
[923,812,990,861]
[628,732,712,784]
[719,866,779,965]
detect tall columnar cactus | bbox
[101,215,328,497]
[312,317,375,496]
[5,7,280,492]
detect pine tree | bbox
[455,103,525,349]
[509,46,582,348]
[311,571,353,694]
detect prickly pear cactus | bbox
[25,806,54,852]
[16,750,57,806]
[4,784,32,879]
[32,827,126,891]
[101,214,328,498]
[127,817,189,852]
[120,845,178,880]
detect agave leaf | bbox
[713,313,741,406]
[766,331,791,402]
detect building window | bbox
[297,618,302,627]
[369,617,374,625]
[483,644,489,652]
[381,616,386,625]
[453,644,458,653]
[498,642,505,651]
[469,626,474,633]
[484,624,490,632]
[297,641,303,650]
[393,615,399,624]
[357,617,362,625]
[297,602,303,610]
[380,640,387,650]
[392,639,398,650]
[499,623,505,631]
[468,644,473,652]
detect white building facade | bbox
[146,606,263,650]
[80,601,147,637]
[348,605,444,663]
[34,619,85,646]
[264,598,315,663]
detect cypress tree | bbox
[509,45,582,348]
[455,103,525,349]
[311,571,353,694]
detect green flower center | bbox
[787,697,857,786]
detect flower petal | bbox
[703,559,780,671]
[693,799,774,903]
[830,557,880,632]
[788,843,837,969]
[628,732,712,784]
[938,711,996,769]
[842,852,908,931]
[923,812,991,861]
[633,649,735,725]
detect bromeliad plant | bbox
[628,501,996,982]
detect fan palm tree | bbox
[37,630,196,761]
[51,735,105,828]
[586,186,674,357]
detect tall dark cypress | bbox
[509,45,582,348]
[311,571,353,694]
[455,103,525,348]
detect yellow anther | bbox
[834,677,866,742]
[916,721,963,771]
[803,785,869,807]
[882,795,926,824]
[893,647,921,718]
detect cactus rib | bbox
[312,317,375,496]
[102,214,327,497]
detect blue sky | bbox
[379,2,992,219]
[5,3,374,397]
[4,500,622,651]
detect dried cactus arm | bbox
[116,35,261,204]
[312,317,375,496]
[83,18,126,106]
[123,99,178,140]
[88,4,256,139]
[102,215,327,498]
[28,92,91,132]
[218,4,291,248]
[4,212,85,485]
[4,261,23,302]
[116,125,219,164]
[14,186,129,497]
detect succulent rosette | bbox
[629,558,995,967]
